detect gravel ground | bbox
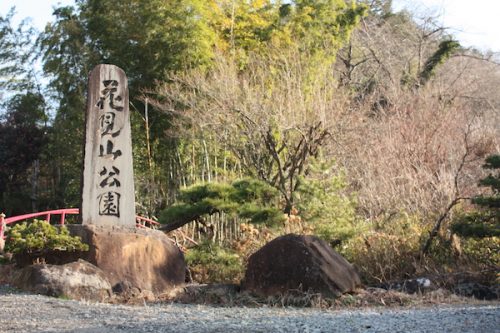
[0,286,499,333]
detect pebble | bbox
[0,285,498,333]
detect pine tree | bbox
[159,178,285,232]
[452,155,500,238]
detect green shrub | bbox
[5,220,89,254]
[452,212,500,238]
[185,241,244,284]
[296,159,361,243]
[461,236,500,268]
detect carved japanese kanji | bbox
[81,64,135,227]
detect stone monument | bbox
[81,64,135,226]
[70,64,186,296]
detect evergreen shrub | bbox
[185,241,243,284]
[5,220,89,254]
[296,159,361,244]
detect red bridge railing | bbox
[0,208,159,240]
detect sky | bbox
[0,0,74,30]
[393,0,500,53]
[0,0,499,53]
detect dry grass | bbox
[155,283,498,309]
[2,260,496,308]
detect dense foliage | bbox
[296,159,360,243]
[0,9,34,92]
[159,178,285,231]
[5,220,89,254]
[0,93,47,214]
[0,0,499,284]
[185,241,243,283]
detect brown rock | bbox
[165,284,240,304]
[0,263,15,284]
[243,234,361,297]
[111,280,157,304]
[14,249,88,267]
[12,259,111,302]
[67,224,186,294]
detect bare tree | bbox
[152,51,345,213]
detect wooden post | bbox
[0,213,5,252]
[0,213,5,238]
[81,64,136,227]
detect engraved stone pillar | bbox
[81,64,135,226]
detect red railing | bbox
[0,208,160,240]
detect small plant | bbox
[5,220,89,254]
[185,241,243,284]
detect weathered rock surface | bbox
[243,234,361,297]
[454,282,499,300]
[111,280,156,304]
[162,284,241,305]
[111,280,156,302]
[67,224,186,294]
[0,263,14,284]
[12,259,111,302]
[14,249,88,267]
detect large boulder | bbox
[243,234,361,297]
[12,259,111,302]
[66,224,186,294]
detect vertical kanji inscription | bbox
[81,64,135,227]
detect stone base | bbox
[66,224,186,294]
[12,260,112,302]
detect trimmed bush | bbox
[185,241,243,284]
[5,220,89,254]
